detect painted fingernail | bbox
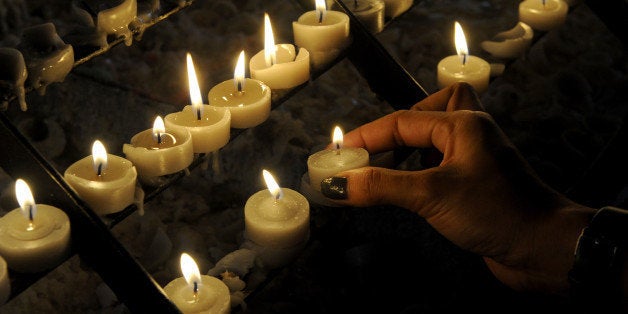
[321,177,347,200]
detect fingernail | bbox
[321,177,347,200]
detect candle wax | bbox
[97,0,137,47]
[293,10,350,67]
[249,44,310,90]
[481,22,534,59]
[0,48,27,111]
[163,275,230,314]
[207,78,271,129]
[437,55,490,94]
[307,148,369,192]
[164,105,231,153]
[338,0,385,33]
[382,0,413,18]
[0,255,9,305]
[518,0,568,32]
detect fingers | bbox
[410,82,484,112]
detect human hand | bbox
[321,83,595,295]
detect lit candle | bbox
[518,0,568,32]
[307,126,369,192]
[381,0,413,18]
[165,53,231,153]
[293,0,350,68]
[0,255,9,305]
[0,179,71,273]
[244,170,310,248]
[0,48,27,111]
[64,140,138,215]
[437,21,490,94]
[164,253,231,314]
[250,13,310,90]
[480,22,534,59]
[123,116,194,183]
[336,0,385,34]
[96,0,138,47]
[207,51,272,129]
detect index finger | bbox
[411,82,484,112]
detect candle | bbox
[382,0,413,18]
[307,126,369,192]
[480,22,534,59]
[64,140,138,215]
[164,253,230,314]
[0,48,27,111]
[96,0,138,47]
[292,0,350,68]
[0,179,71,273]
[244,170,310,248]
[207,51,271,129]
[518,0,568,32]
[250,14,310,90]
[335,0,385,34]
[0,255,9,305]
[123,116,194,183]
[165,53,231,153]
[437,22,490,94]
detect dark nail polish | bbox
[321,177,347,200]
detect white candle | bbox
[437,21,490,94]
[293,0,350,68]
[165,53,231,153]
[244,170,310,248]
[164,253,230,314]
[0,255,9,305]
[97,0,138,47]
[519,0,568,32]
[250,14,310,90]
[336,0,385,34]
[123,116,194,182]
[307,126,369,192]
[208,51,272,129]
[480,22,534,59]
[0,48,27,111]
[0,179,71,273]
[64,140,138,215]
[382,0,413,18]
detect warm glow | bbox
[315,0,327,23]
[92,140,108,175]
[152,116,166,143]
[15,179,36,221]
[454,21,469,65]
[180,253,202,293]
[332,126,343,150]
[187,53,204,119]
[262,169,283,200]
[264,13,277,67]
[234,50,246,92]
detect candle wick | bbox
[27,205,35,231]
[354,0,358,9]
[318,11,323,23]
[157,132,162,144]
[97,163,103,176]
[196,109,202,121]
[192,281,199,301]
[462,53,467,66]
[237,81,243,93]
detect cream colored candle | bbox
[165,53,231,153]
[250,14,310,90]
[481,22,534,59]
[518,0,568,32]
[382,0,413,18]
[0,255,9,304]
[164,253,230,314]
[97,0,137,47]
[307,126,369,192]
[208,51,271,129]
[0,48,27,111]
[0,179,71,273]
[123,116,194,181]
[64,140,137,215]
[337,0,385,34]
[293,0,350,68]
[245,170,310,248]
[437,22,490,94]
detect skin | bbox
[328,82,596,295]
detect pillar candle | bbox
[0,48,27,111]
[165,53,231,153]
[518,0,568,32]
[245,170,310,248]
[97,0,137,47]
[336,0,385,34]
[480,22,534,59]
[208,51,272,129]
[0,255,9,305]
[164,253,230,314]
[0,179,71,273]
[382,0,413,18]
[250,14,310,90]
[64,140,137,215]
[307,126,369,192]
[437,22,490,94]
[123,116,194,182]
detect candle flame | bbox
[262,169,283,200]
[454,21,469,65]
[234,50,246,92]
[15,179,37,222]
[315,0,327,23]
[187,53,204,119]
[92,140,108,176]
[264,13,277,67]
[152,116,166,144]
[332,126,343,150]
[180,253,202,294]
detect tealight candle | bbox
[0,179,71,273]
[336,0,385,34]
[307,126,369,192]
[165,53,231,153]
[293,0,350,68]
[250,13,310,90]
[96,0,138,47]
[164,253,230,314]
[437,22,490,94]
[0,48,27,111]
[382,0,413,18]
[0,255,9,304]
[208,51,271,129]
[244,170,310,248]
[123,116,194,183]
[480,22,534,59]
[518,0,568,32]
[64,140,137,215]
